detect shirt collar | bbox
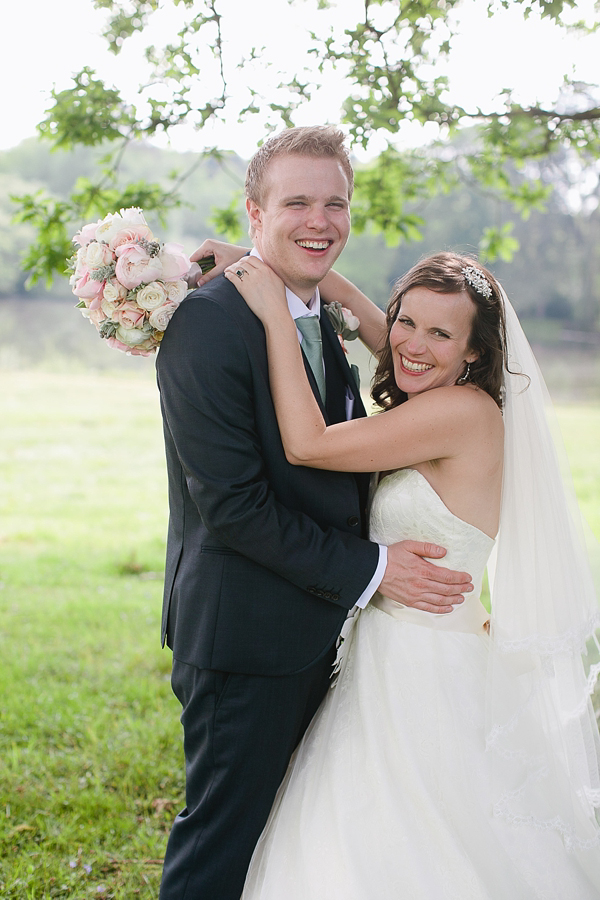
[249,247,320,319]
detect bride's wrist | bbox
[263,310,296,339]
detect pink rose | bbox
[106,336,134,354]
[129,344,156,357]
[88,307,107,328]
[115,242,163,289]
[73,221,102,247]
[109,224,154,251]
[96,208,153,248]
[149,300,180,331]
[113,301,147,330]
[72,272,104,301]
[159,243,191,281]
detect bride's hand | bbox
[224,257,288,324]
[187,239,251,288]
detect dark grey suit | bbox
[156,273,379,898]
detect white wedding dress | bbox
[242,468,600,899]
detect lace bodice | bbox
[369,468,495,633]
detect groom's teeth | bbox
[296,240,330,249]
[401,356,433,372]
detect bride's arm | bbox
[318,269,387,355]
[187,240,387,355]
[224,258,479,474]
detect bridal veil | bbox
[487,293,600,865]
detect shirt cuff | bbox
[355,544,387,608]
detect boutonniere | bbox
[324,302,360,352]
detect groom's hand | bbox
[187,239,251,288]
[379,541,473,614]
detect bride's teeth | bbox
[296,240,330,250]
[402,356,433,373]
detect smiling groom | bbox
[156,126,470,900]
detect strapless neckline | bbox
[377,468,496,544]
[369,468,494,634]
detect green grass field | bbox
[0,370,178,899]
[1,369,599,898]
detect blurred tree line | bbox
[2,136,599,328]
[9,0,600,294]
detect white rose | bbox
[94,212,120,244]
[102,281,120,303]
[118,207,148,227]
[165,280,187,304]
[102,280,128,316]
[137,281,167,311]
[74,246,89,276]
[116,325,148,346]
[96,208,152,248]
[85,241,114,269]
[149,301,179,332]
[101,296,119,317]
[341,308,360,333]
[104,279,128,303]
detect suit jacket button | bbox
[347,516,359,527]
[332,593,340,601]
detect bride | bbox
[214,249,600,899]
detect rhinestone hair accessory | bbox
[463,265,492,299]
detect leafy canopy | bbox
[13,0,600,283]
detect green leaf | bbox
[209,193,245,243]
[479,223,520,262]
[38,68,136,148]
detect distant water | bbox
[0,296,156,375]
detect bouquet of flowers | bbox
[69,207,191,356]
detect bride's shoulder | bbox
[409,384,503,430]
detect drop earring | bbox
[457,362,471,385]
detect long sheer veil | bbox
[487,293,600,862]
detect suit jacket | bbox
[156,273,380,676]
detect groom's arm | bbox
[157,288,379,610]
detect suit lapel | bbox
[299,345,330,424]
[320,307,371,529]
[279,303,368,427]
[320,308,367,423]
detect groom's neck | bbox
[251,245,319,305]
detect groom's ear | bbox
[246,198,263,237]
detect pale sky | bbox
[2,0,599,159]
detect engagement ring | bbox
[235,268,247,280]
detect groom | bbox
[156,125,472,899]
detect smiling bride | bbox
[223,251,600,899]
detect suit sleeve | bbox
[156,289,379,610]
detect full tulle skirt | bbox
[242,604,600,899]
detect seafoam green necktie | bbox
[295,315,326,403]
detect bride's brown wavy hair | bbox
[372,252,508,410]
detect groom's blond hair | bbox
[245,126,354,208]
